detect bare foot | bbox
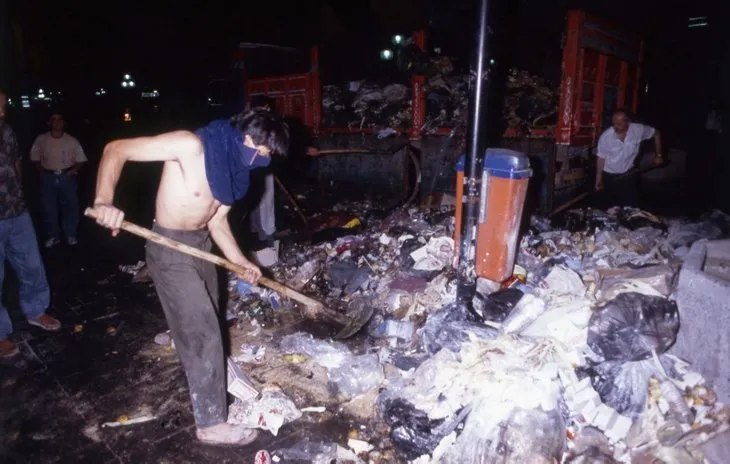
[196,423,259,446]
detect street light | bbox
[380,49,394,60]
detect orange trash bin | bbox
[454,149,532,281]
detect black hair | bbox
[249,95,276,112]
[612,108,632,120]
[48,108,65,120]
[230,108,290,156]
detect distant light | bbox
[7,98,13,106]
[124,74,131,80]
[123,111,132,122]
[489,58,496,65]
[95,91,101,96]
[122,81,129,88]
[688,15,709,28]
[129,81,135,87]
[38,88,44,94]
[392,35,403,45]
[380,49,394,60]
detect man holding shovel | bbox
[92,108,289,445]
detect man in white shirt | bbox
[595,109,663,207]
[30,111,88,247]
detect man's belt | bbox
[43,167,73,175]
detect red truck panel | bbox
[246,74,313,126]
[556,10,643,146]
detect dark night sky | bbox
[6,0,727,116]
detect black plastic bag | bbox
[582,355,678,419]
[382,399,445,459]
[472,287,524,322]
[587,292,679,362]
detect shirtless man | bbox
[92,109,289,445]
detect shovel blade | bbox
[333,300,375,339]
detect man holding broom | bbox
[92,109,289,445]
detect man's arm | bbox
[653,130,663,161]
[68,137,88,176]
[29,136,43,174]
[93,130,201,235]
[207,205,262,283]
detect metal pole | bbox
[457,0,491,294]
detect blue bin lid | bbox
[455,149,532,180]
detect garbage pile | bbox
[140,205,730,463]
[320,67,557,136]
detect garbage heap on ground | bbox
[146,204,730,463]
[321,66,558,136]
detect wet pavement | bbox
[0,222,321,464]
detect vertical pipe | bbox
[457,0,491,291]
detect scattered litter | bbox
[300,406,326,413]
[101,415,157,428]
[229,387,302,436]
[227,357,258,402]
[112,202,730,461]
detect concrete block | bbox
[672,239,730,404]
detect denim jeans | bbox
[41,172,80,240]
[0,212,50,339]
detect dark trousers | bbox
[40,172,80,239]
[145,224,226,428]
[597,171,640,209]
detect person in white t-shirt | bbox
[595,109,663,207]
[30,111,88,247]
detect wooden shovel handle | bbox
[84,208,325,310]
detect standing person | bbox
[595,109,663,207]
[246,96,279,267]
[0,91,61,358]
[30,111,87,247]
[245,96,320,267]
[92,109,289,445]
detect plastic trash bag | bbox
[420,304,499,355]
[585,355,677,420]
[598,264,676,300]
[382,398,445,459]
[274,438,338,462]
[328,354,385,398]
[587,292,679,362]
[472,287,524,322]
[441,399,565,463]
[501,293,547,334]
[280,332,352,369]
